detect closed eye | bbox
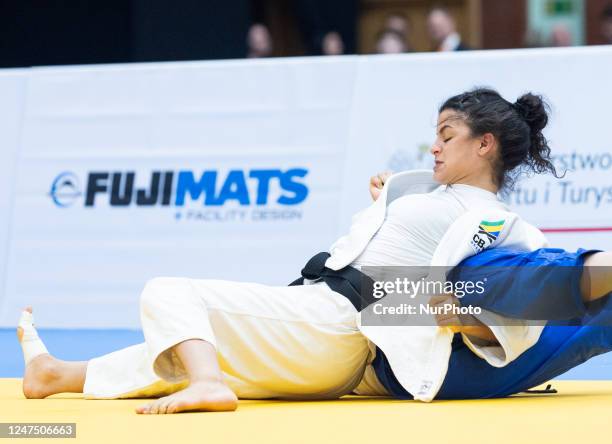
[444,137,452,143]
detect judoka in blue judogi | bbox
[373,247,612,399]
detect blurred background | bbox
[0,0,611,67]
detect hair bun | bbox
[514,92,556,177]
[514,93,548,133]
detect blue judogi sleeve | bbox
[449,248,599,320]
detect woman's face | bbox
[430,109,493,186]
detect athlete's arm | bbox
[430,294,499,344]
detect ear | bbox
[478,133,496,157]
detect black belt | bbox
[289,252,378,311]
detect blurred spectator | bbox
[247,23,273,58]
[550,24,573,47]
[384,12,410,37]
[321,31,345,55]
[375,29,407,54]
[426,7,469,51]
[602,4,612,44]
[382,11,412,51]
[294,0,356,56]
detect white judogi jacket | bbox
[325,170,548,402]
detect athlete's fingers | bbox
[372,171,393,188]
[429,294,462,328]
[435,308,461,322]
[370,175,383,188]
[436,313,462,326]
[429,294,458,309]
[429,294,453,306]
[369,176,385,201]
[369,171,395,201]
[436,310,459,321]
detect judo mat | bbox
[2,379,612,444]
[3,329,612,443]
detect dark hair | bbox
[603,4,612,20]
[439,87,560,190]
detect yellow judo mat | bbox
[2,378,612,444]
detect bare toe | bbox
[166,402,180,414]
[135,403,151,414]
[158,399,173,415]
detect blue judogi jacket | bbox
[373,247,612,399]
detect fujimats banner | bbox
[0,46,611,328]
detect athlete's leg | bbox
[18,308,172,400]
[17,306,235,409]
[127,277,368,413]
[20,277,369,414]
[17,284,238,408]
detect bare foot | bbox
[22,354,65,399]
[135,380,238,414]
[17,306,63,399]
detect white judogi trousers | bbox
[83,277,378,400]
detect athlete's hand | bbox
[369,171,393,201]
[429,294,463,333]
[429,294,498,344]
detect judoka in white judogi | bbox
[65,170,546,401]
